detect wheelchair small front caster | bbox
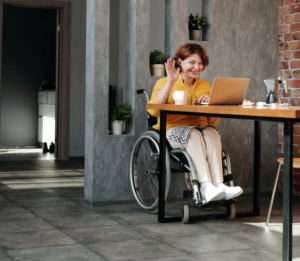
[226,203,236,221]
[181,204,190,224]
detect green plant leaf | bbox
[109,103,132,122]
[150,49,168,64]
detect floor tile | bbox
[44,214,118,229]
[10,197,75,208]
[196,249,281,261]
[0,173,21,179]
[104,211,158,225]
[62,225,146,244]
[0,179,30,184]
[0,165,44,172]
[0,189,51,199]
[263,245,300,259]
[0,218,53,234]
[37,182,84,188]
[27,205,98,218]
[11,172,62,179]
[26,178,76,183]
[0,230,77,250]
[0,208,35,220]
[0,251,12,261]
[143,257,192,261]
[0,200,21,209]
[223,230,283,248]
[88,239,185,261]
[93,203,142,214]
[161,234,250,255]
[6,245,105,261]
[131,223,214,239]
[46,188,84,197]
[0,183,41,190]
[198,219,267,233]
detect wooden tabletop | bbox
[147,104,300,119]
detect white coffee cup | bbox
[173,91,188,105]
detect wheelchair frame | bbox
[130,89,237,223]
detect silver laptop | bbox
[197,77,250,105]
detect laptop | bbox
[195,77,250,105]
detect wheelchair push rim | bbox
[130,131,171,213]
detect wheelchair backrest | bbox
[137,89,157,130]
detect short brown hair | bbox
[173,43,209,71]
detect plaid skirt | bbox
[168,125,221,144]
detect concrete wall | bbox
[197,0,278,193]
[84,0,279,205]
[150,0,165,53]
[189,0,202,16]
[110,0,165,105]
[1,6,56,147]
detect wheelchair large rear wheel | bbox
[130,131,171,213]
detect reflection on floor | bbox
[0,156,300,260]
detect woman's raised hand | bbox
[165,58,180,84]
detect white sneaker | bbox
[200,183,226,202]
[216,183,243,200]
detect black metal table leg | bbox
[253,121,261,215]
[158,111,167,223]
[283,119,293,261]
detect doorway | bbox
[0,0,71,161]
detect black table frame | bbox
[158,110,296,261]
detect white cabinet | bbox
[38,91,56,144]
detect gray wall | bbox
[150,0,165,53]
[167,0,278,194]
[64,0,86,157]
[109,0,128,105]
[200,0,278,193]
[84,0,279,205]
[110,0,165,105]
[1,6,56,147]
[189,0,202,16]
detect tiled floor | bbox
[0,151,300,260]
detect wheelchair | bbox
[130,89,237,224]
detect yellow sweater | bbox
[147,77,220,130]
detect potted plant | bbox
[188,13,207,41]
[150,50,168,76]
[109,103,132,135]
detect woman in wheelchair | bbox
[147,43,243,203]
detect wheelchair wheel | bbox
[182,204,189,224]
[130,131,171,213]
[226,203,236,221]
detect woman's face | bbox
[179,53,204,79]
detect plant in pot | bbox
[109,103,132,135]
[188,13,207,41]
[150,50,168,76]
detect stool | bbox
[266,157,300,226]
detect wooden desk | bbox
[147,103,300,261]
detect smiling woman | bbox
[147,43,243,203]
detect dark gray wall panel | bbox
[1,6,56,147]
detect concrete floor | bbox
[0,152,300,260]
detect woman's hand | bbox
[165,58,180,84]
[196,95,209,103]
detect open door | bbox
[55,9,60,158]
